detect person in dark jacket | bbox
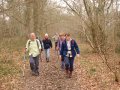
[60,33,80,78]
[42,33,52,62]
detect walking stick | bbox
[57,50,59,60]
[22,53,26,77]
[55,50,60,65]
[39,50,43,62]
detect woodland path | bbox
[16,48,120,90]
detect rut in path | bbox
[17,50,81,90]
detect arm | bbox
[40,41,44,50]
[50,40,52,48]
[25,40,30,52]
[60,43,64,56]
[37,40,41,50]
[42,40,45,49]
[74,40,80,54]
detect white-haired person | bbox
[42,33,52,62]
[25,33,41,76]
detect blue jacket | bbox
[60,39,80,57]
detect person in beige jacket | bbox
[25,33,41,76]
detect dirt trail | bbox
[17,50,82,90]
[16,50,120,90]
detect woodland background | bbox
[0,0,120,90]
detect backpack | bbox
[39,40,44,51]
[37,37,44,50]
[28,39,40,50]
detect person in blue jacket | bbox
[60,33,80,78]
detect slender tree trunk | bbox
[25,0,32,34]
[33,0,39,35]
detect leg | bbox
[29,55,37,75]
[69,57,75,78]
[29,55,35,72]
[64,57,70,77]
[45,49,48,62]
[55,42,57,51]
[46,49,50,62]
[61,56,65,70]
[34,55,39,76]
[64,57,69,71]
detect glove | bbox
[24,48,27,53]
[77,54,80,57]
[59,55,61,58]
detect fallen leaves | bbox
[0,48,120,90]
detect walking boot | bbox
[47,58,49,62]
[35,71,39,76]
[69,71,72,78]
[46,58,48,62]
[66,70,69,78]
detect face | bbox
[66,35,70,41]
[60,35,64,40]
[45,35,48,39]
[30,33,36,40]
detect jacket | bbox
[60,39,80,57]
[42,38,52,49]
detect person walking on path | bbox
[42,33,52,62]
[60,33,80,78]
[25,33,41,76]
[57,33,65,70]
[52,33,59,51]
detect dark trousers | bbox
[55,41,58,50]
[64,57,75,72]
[30,55,39,73]
[61,56,65,69]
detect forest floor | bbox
[0,44,120,90]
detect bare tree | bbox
[63,0,120,82]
